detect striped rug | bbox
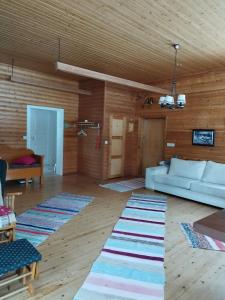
[74,193,167,300]
[100,178,145,192]
[181,223,225,252]
[16,193,93,247]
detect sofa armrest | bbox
[146,165,169,177]
[145,166,169,189]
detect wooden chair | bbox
[0,159,22,211]
[0,159,21,243]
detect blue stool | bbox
[0,239,42,299]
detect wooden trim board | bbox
[56,61,170,94]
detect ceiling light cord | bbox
[11,58,14,78]
[171,47,178,97]
[58,38,61,62]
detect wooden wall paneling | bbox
[10,75,91,95]
[0,62,80,89]
[78,80,105,179]
[56,61,170,94]
[103,82,139,179]
[2,1,225,83]
[137,70,225,164]
[0,63,79,174]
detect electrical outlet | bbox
[167,142,175,148]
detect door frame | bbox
[108,114,127,179]
[27,105,64,175]
[137,116,167,175]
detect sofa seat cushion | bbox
[191,182,225,199]
[154,175,197,190]
[169,158,206,180]
[202,161,225,185]
[9,163,41,169]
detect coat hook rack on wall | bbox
[144,97,154,105]
[136,93,155,107]
[64,120,101,134]
[76,120,101,129]
[75,121,101,148]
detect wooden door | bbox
[141,118,165,174]
[108,115,126,178]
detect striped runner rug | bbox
[181,223,225,252]
[100,178,145,192]
[74,193,167,300]
[16,193,93,247]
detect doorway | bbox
[140,118,165,175]
[27,105,64,175]
[108,115,126,178]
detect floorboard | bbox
[4,174,225,300]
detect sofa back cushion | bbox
[202,161,225,185]
[169,158,206,180]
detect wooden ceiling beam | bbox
[56,62,170,94]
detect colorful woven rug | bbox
[181,223,225,252]
[16,193,93,247]
[74,193,167,300]
[100,178,145,192]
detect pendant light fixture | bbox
[159,43,186,109]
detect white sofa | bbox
[145,158,225,208]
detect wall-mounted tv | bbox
[192,129,215,146]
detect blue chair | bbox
[0,239,42,297]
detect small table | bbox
[193,209,225,242]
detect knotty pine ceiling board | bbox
[1,0,225,83]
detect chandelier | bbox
[159,43,186,109]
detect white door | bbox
[27,106,64,175]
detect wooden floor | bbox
[4,174,225,300]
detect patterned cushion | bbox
[12,156,36,165]
[0,206,12,216]
[0,239,42,277]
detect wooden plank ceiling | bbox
[1,0,225,83]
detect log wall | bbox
[0,63,79,174]
[78,80,105,178]
[137,70,225,165]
